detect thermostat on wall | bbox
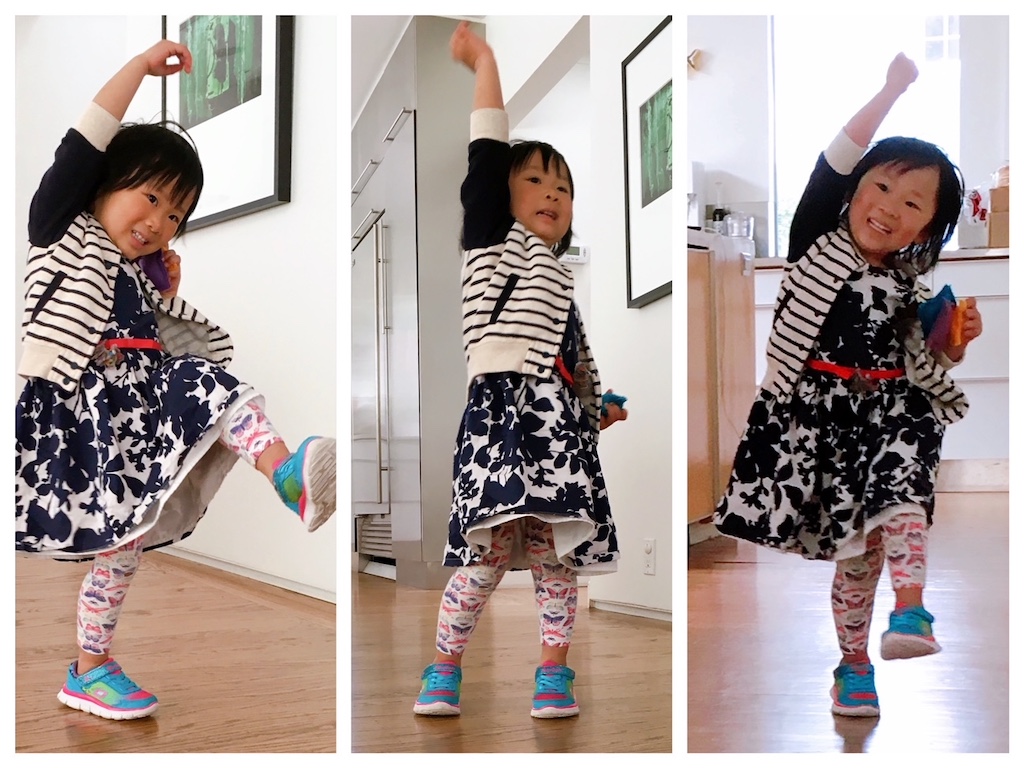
[560,245,590,264]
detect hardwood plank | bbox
[687,492,1009,753]
[15,552,336,753]
[351,575,672,752]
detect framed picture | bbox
[622,16,672,309]
[161,15,294,230]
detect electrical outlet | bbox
[643,538,656,575]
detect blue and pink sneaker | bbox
[830,661,880,718]
[272,436,337,532]
[57,659,159,720]
[531,662,579,718]
[413,662,462,716]
[880,605,941,660]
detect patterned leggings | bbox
[76,401,282,655]
[831,505,929,659]
[434,519,578,657]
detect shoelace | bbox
[98,663,144,695]
[841,665,876,696]
[424,666,458,691]
[535,668,570,693]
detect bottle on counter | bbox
[711,182,727,234]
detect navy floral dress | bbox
[15,260,256,560]
[444,303,618,573]
[714,265,944,561]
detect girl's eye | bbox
[169,214,180,223]
[558,186,569,193]
[906,200,920,210]
[875,182,888,192]
[147,193,158,204]
[527,176,541,184]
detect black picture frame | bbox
[622,16,672,309]
[161,14,294,230]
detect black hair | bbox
[93,121,204,235]
[843,136,964,275]
[509,139,575,256]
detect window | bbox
[771,15,960,258]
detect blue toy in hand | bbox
[601,391,628,416]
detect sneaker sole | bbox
[58,688,158,720]
[830,686,879,718]
[830,701,880,718]
[413,701,461,716]
[880,631,941,660]
[531,705,580,719]
[303,438,337,532]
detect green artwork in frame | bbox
[639,81,672,208]
[178,15,263,131]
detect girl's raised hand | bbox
[138,40,193,78]
[885,52,918,94]
[449,20,492,72]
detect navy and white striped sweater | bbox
[459,108,602,434]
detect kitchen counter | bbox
[754,246,1009,269]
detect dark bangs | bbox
[96,122,205,233]
[847,136,964,275]
[509,139,575,256]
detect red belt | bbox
[554,356,575,386]
[806,359,905,380]
[102,338,163,351]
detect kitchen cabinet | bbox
[351,16,476,588]
[687,232,756,524]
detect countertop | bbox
[753,247,1009,269]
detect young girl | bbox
[14,40,337,721]
[412,22,628,719]
[714,53,983,718]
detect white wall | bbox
[485,15,582,108]
[513,62,593,328]
[586,16,673,616]
[686,16,770,213]
[477,16,673,616]
[14,16,337,601]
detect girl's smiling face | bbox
[509,150,573,248]
[847,162,939,264]
[93,180,194,260]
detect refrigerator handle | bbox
[372,220,385,504]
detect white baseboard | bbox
[688,519,718,545]
[935,459,1009,492]
[163,547,336,604]
[361,560,397,580]
[588,598,671,622]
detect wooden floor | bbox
[688,492,1009,753]
[350,573,672,752]
[15,551,336,753]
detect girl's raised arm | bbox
[449,21,503,111]
[843,53,917,147]
[94,40,192,121]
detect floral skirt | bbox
[444,372,618,574]
[714,372,944,561]
[16,349,256,559]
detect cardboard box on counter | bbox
[990,186,1009,213]
[988,210,1009,248]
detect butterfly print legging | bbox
[435,519,578,656]
[76,400,283,656]
[831,504,929,659]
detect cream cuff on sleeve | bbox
[76,102,123,152]
[824,128,867,176]
[470,108,509,143]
